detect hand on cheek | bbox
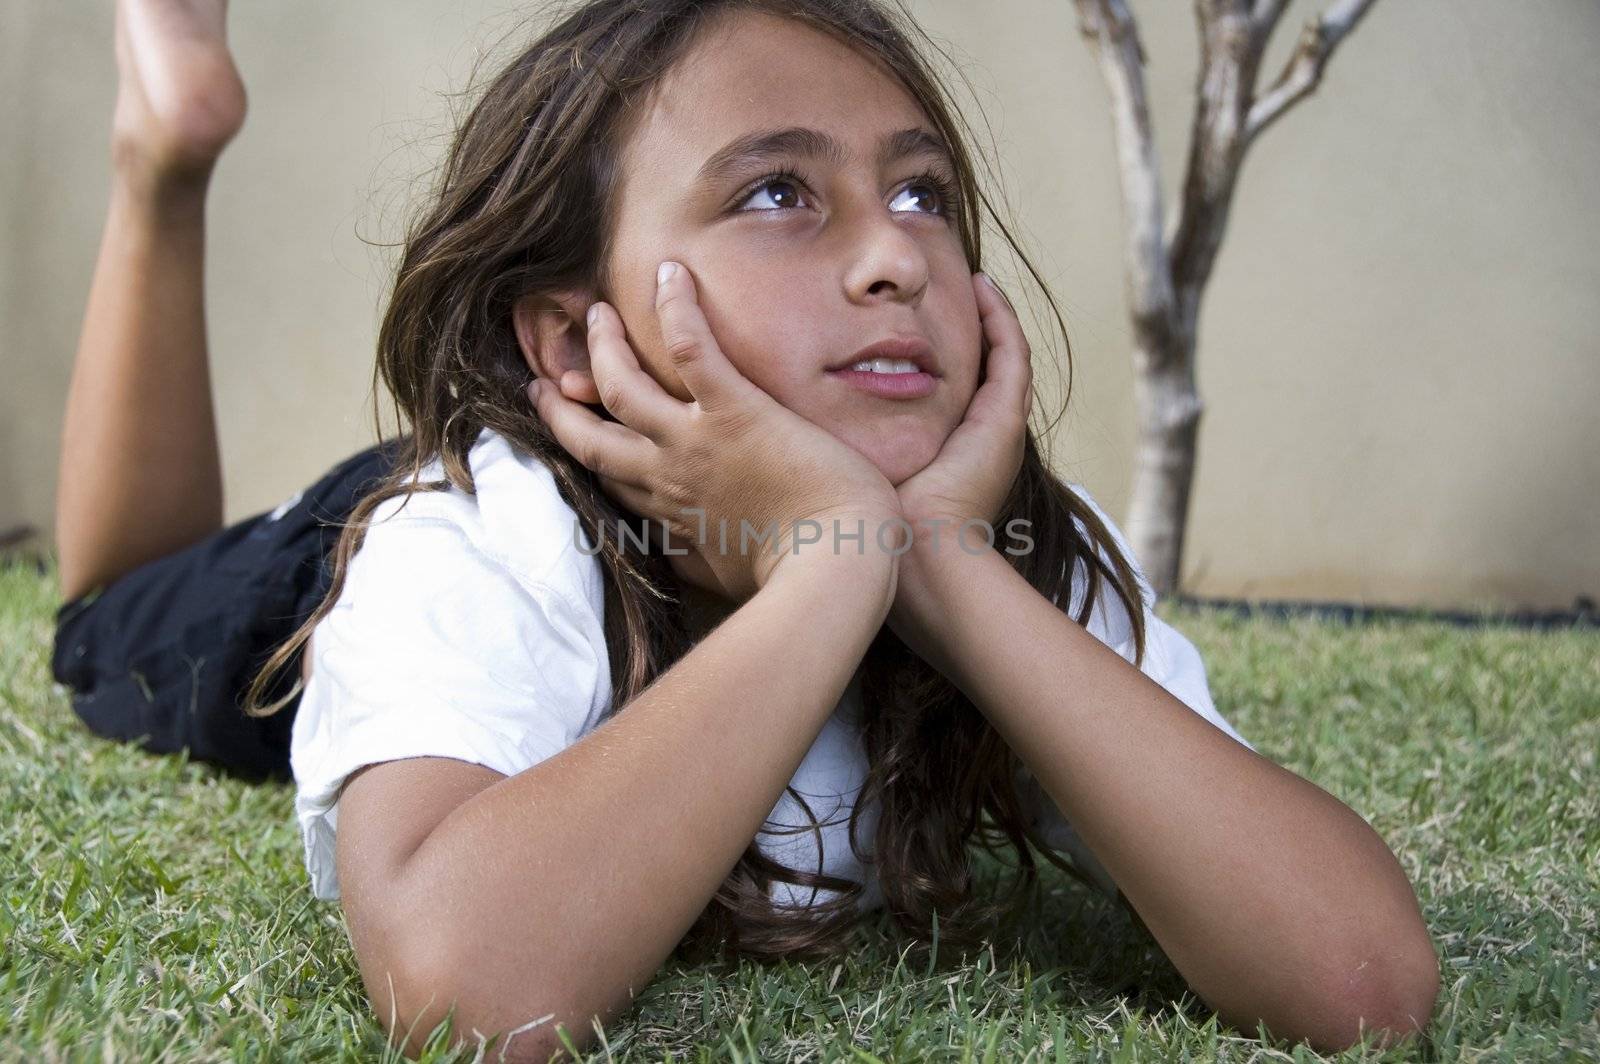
[895,271,1033,544]
[559,310,693,407]
[881,272,1031,671]
[526,260,902,602]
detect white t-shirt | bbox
[290,427,1254,910]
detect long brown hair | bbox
[245,0,1150,963]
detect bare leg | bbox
[55,0,247,602]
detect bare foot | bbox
[111,0,247,185]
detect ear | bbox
[512,288,601,404]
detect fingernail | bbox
[657,261,678,287]
[529,378,543,397]
[978,271,999,293]
[586,303,599,327]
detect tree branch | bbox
[1251,0,1290,35]
[1072,0,1180,355]
[1165,2,1258,323]
[1247,0,1380,143]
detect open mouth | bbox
[824,337,940,399]
[825,362,938,399]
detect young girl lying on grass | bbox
[52,0,1439,1057]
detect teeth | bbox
[846,358,920,374]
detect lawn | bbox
[1,557,1595,1061]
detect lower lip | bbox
[826,368,938,399]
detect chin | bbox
[817,412,946,485]
[865,437,943,488]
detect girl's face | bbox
[603,10,983,487]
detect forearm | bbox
[56,172,222,599]
[900,547,1438,1051]
[384,553,895,1052]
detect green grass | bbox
[1,556,1595,1061]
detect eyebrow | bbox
[692,125,954,192]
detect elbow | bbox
[1304,935,1441,1054]
[373,926,595,1064]
[1294,818,1441,1052]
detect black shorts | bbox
[50,439,405,782]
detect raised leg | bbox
[54,0,247,602]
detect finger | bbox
[654,260,759,412]
[592,473,700,550]
[594,473,660,525]
[528,377,655,487]
[585,301,684,439]
[575,472,666,553]
[969,272,1034,423]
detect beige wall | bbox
[3,1,1596,611]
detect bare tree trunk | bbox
[1127,353,1203,597]
[1072,0,1381,596]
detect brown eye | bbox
[890,172,958,217]
[890,184,939,214]
[737,175,808,212]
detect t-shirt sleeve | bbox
[289,513,609,901]
[1023,484,1256,899]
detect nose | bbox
[840,211,930,308]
